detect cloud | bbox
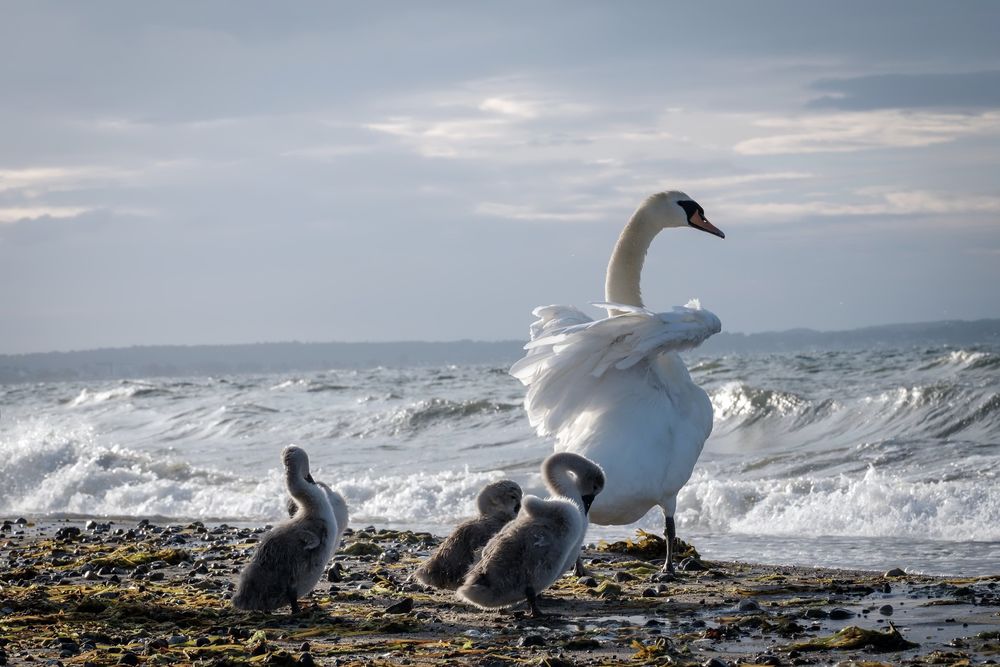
[0,206,92,224]
[734,110,1000,155]
[0,166,136,194]
[807,71,1000,111]
[475,201,609,222]
[719,189,1000,221]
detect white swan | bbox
[456,452,604,617]
[509,191,723,573]
[232,446,340,613]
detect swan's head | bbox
[476,479,523,519]
[281,445,315,484]
[642,191,725,239]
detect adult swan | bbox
[509,191,724,573]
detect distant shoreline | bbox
[2,318,998,384]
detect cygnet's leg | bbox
[574,557,589,577]
[287,588,301,615]
[524,586,544,618]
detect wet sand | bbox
[1,519,997,666]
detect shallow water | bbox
[2,344,998,576]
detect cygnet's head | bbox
[575,464,605,515]
[476,480,523,519]
[640,191,725,239]
[282,445,315,484]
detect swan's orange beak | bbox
[689,211,725,239]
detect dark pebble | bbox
[327,563,344,582]
[577,576,597,587]
[678,557,707,571]
[885,567,906,577]
[298,653,315,666]
[829,608,853,620]
[804,608,828,619]
[641,587,658,597]
[384,597,414,614]
[703,658,730,667]
[195,637,210,647]
[86,520,98,530]
[118,653,139,666]
[518,635,545,647]
[299,642,311,652]
[879,604,894,616]
[738,599,761,612]
[755,655,781,666]
[614,571,635,582]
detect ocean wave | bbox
[711,382,807,422]
[64,383,170,407]
[0,419,281,519]
[671,467,1000,543]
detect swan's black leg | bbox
[525,586,544,618]
[663,515,676,573]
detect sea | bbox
[1,344,998,577]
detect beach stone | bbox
[384,597,414,614]
[195,637,210,647]
[885,567,906,577]
[738,599,761,612]
[299,642,311,652]
[828,607,853,619]
[678,557,707,571]
[167,635,188,646]
[879,604,894,615]
[14,518,26,524]
[614,571,635,582]
[327,563,344,582]
[86,520,98,530]
[82,570,101,581]
[804,608,828,619]
[298,653,315,666]
[518,634,545,647]
[118,653,139,666]
[703,658,730,667]
[577,576,597,587]
[641,587,658,597]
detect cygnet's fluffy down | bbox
[287,480,349,555]
[414,479,522,590]
[232,445,341,613]
[456,453,604,616]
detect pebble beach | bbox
[1,518,997,666]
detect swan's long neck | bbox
[542,453,583,507]
[605,208,660,312]
[287,469,326,516]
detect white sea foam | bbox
[671,467,1000,543]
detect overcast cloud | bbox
[2,1,999,353]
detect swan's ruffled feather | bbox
[511,301,720,438]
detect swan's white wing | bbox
[510,301,720,438]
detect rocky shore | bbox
[1,519,997,666]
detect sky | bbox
[2,1,999,354]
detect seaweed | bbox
[789,622,919,652]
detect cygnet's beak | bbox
[513,501,521,515]
[689,211,725,239]
[305,473,316,484]
[581,494,596,514]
